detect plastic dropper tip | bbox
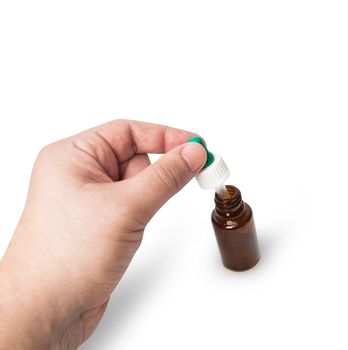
[215,185,231,199]
[215,185,225,193]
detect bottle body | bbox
[211,185,260,271]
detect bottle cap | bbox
[187,136,230,190]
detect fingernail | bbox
[181,142,207,173]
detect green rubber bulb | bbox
[187,136,215,169]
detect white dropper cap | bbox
[195,153,230,189]
[187,137,230,190]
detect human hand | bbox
[0,120,206,349]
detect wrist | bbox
[0,260,65,350]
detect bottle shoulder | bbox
[211,202,253,230]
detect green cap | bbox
[187,136,215,169]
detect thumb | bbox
[124,142,206,221]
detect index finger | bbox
[87,119,198,163]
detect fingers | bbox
[122,142,206,223]
[88,120,197,162]
[120,154,151,180]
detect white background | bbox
[1,1,347,349]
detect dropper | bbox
[187,136,230,193]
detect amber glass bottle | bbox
[211,185,260,271]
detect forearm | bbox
[0,260,64,350]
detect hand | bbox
[0,120,206,350]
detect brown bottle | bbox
[211,185,260,271]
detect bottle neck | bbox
[214,185,245,219]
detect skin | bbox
[0,120,206,350]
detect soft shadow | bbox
[257,228,280,265]
[80,252,168,349]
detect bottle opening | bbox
[214,185,244,217]
[216,185,236,200]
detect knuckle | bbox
[115,118,127,124]
[38,143,53,156]
[36,140,66,166]
[37,143,55,161]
